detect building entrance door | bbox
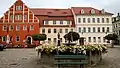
[26,36,32,45]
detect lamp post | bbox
[57,33,60,55]
[57,33,60,46]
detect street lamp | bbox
[57,33,60,46]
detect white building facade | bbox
[40,20,75,45]
[72,7,113,44]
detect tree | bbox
[104,33,118,47]
[32,34,47,44]
[64,31,80,43]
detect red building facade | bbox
[0,0,39,46]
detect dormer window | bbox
[16,6,22,10]
[101,9,105,14]
[91,9,95,14]
[81,9,84,14]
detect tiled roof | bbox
[30,8,73,16]
[71,7,113,15]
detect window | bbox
[103,37,106,42]
[60,21,63,24]
[71,29,73,32]
[54,38,57,43]
[60,38,62,42]
[79,27,81,33]
[88,18,90,23]
[23,25,27,30]
[106,18,109,23]
[16,25,20,31]
[65,29,68,33]
[88,27,91,32]
[54,29,57,33]
[15,15,22,20]
[102,18,104,23]
[91,9,95,14]
[30,25,34,30]
[59,29,62,33]
[78,18,81,23]
[97,18,100,23]
[83,18,86,23]
[16,6,22,10]
[67,21,70,25]
[53,21,56,24]
[98,37,101,43]
[3,25,7,31]
[9,25,14,31]
[88,37,91,42]
[83,27,86,32]
[10,15,13,20]
[45,20,49,25]
[102,27,105,32]
[48,38,51,42]
[93,37,96,42]
[48,29,51,33]
[16,36,20,42]
[98,27,100,32]
[92,18,95,23]
[2,36,6,42]
[42,28,45,33]
[93,27,96,32]
[107,27,110,32]
[24,15,27,20]
[81,9,84,14]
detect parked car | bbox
[0,44,4,51]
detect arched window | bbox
[81,9,84,14]
[91,9,95,14]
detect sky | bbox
[0,0,119,17]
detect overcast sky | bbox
[0,0,119,17]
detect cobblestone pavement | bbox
[0,46,120,68]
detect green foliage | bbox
[104,33,118,40]
[64,31,80,42]
[32,34,47,41]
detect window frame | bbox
[54,29,57,33]
[2,25,7,31]
[9,25,14,31]
[30,25,34,30]
[16,25,20,31]
[2,36,6,42]
[16,6,22,10]
[83,18,86,23]
[65,29,68,33]
[23,25,27,31]
[48,29,51,33]
[16,36,20,42]
[98,27,100,32]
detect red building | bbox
[0,0,39,46]
[0,0,75,46]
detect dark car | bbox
[0,44,5,51]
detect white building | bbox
[112,13,120,44]
[71,7,113,44]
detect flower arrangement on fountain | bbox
[35,44,108,55]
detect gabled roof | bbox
[30,8,73,16]
[71,7,113,15]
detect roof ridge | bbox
[30,8,70,10]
